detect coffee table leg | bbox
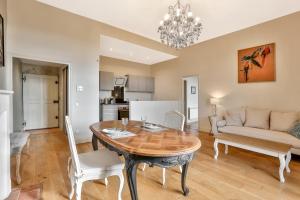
[214,139,219,160]
[92,134,98,151]
[279,154,286,183]
[286,151,291,173]
[181,162,190,196]
[225,144,229,155]
[126,159,138,200]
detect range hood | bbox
[114,76,128,87]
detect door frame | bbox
[10,54,72,132]
[181,75,200,125]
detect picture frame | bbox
[191,86,196,94]
[238,43,275,83]
[0,14,4,67]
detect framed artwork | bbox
[191,86,196,94]
[238,43,275,83]
[0,14,4,67]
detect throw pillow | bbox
[216,120,227,127]
[224,109,243,127]
[270,111,299,132]
[288,122,300,139]
[244,107,271,129]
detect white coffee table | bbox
[214,133,292,183]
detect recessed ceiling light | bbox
[109,48,113,51]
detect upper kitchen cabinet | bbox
[127,75,154,93]
[99,71,114,91]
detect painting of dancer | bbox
[238,43,275,83]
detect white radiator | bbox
[188,107,198,120]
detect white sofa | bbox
[211,107,300,155]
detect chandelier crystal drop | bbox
[158,0,203,49]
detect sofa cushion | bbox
[244,108,270,129]
[270,111,298,132]
[224,109,244,127]
[218,126,300,148]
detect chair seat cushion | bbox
[10,132,30,155]
[218,126,300,148]
[78,149,124,172]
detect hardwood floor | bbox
[11,128,300,200]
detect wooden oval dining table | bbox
[90,120,201,200]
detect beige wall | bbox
[0,0,7,89]
[100,56,151,76]
[5,0,172,142]
[152,12,300,132]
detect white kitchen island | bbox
[129,101,180,125]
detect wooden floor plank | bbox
[11,128,300,200]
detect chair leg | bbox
[142,163,146,171]
[69,176,75,200]
[162,168,166,186]
[75,180,82,200]
[67,158,75,200]
[117,172,124,200]
[16,153,21,184]
[104,178,108,186]
[26,138,30,154]
[179,166,182,173]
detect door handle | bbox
[53,100,59,104]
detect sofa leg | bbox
[214,140,219,160]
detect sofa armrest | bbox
[209,115,224,135]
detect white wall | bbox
[12,58,23,131]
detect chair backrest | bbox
[164,111,185,131]
[65,116,81,175]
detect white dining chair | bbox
[142,111,185,186]
[65,116,124,200]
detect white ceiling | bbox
[38,0,300,44]
[100,35,176,65]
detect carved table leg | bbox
[181,162,190,196]
[279,154,286,183]
[92,134,98,151]
[125,158,138,200]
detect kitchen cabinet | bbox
[127,75,154,93]
[99,71,114,91]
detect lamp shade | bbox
[210,97,219,105]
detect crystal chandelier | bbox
[158,0,203,49]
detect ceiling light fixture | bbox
[158,0,203,49]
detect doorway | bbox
[182,76,199,130]
[12,57,69,131]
